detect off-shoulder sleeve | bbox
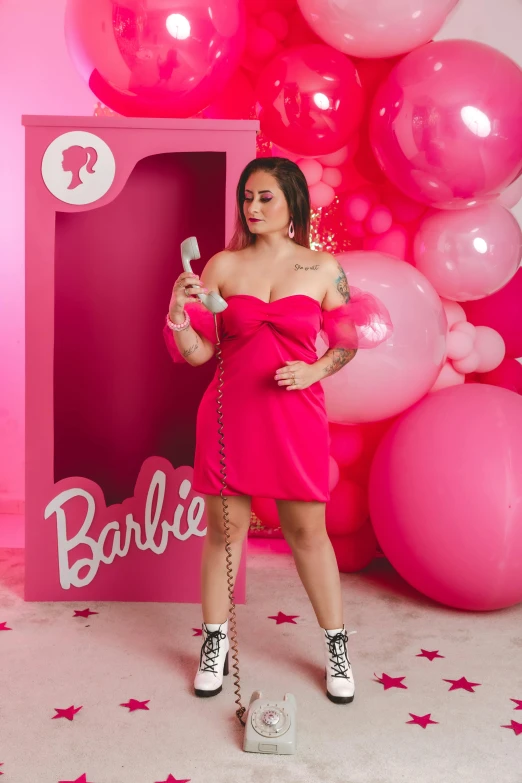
[321,286,393,350]
[163,301,219,364]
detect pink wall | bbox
[0,0,521,541]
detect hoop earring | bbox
[288,219,295,239]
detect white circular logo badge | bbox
[41,131,116,205]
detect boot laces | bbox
[200,628,226,674]
[326,630,357,679]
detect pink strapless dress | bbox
[163,291,393,503]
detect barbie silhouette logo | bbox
[41,130,116,205]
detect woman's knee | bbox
[276,500,327,547]
[204,494,252,544]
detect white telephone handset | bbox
[181,236,297,755]
[180,236,228,313]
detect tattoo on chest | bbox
[295,263,319,271]
[335,263,350,303]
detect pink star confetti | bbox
[374,673,408,690]
[501,720,522,736]
[58,776,94,783]
[406,713,439,729]
[416,649,444,661]
[510,698,522,710]
[73,609,98,618]
[443,677,481,693]
[120,699,150,712]
[52,705,83,721]
[154,776,191,783]
[192,628,203,636]
[0,762,3,776]
[0,622,12,631]
[267,611,299,625]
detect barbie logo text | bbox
[44,459,206,590]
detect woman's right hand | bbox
[168,271,208,320]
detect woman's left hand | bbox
[274,360,321,391]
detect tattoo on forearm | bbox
[322,348,357,377]
[182,339,199,358]
[335,263,350,303]
[295,264,319,271]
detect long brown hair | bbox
[226,157,311,251]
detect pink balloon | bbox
[498,175,522,209]
[473,326,505,373]
[321,167,342,188]
[326,478,368,536]
[202,68,255,119]
[329,424,365,466]
[430,360,465,392]
[344,220,367,239]
[478,358,522,395]
[343,193,372,222]
[318,145,351,167]
[370,40,522,209]
[381,182,428,224]
[259,10,289,41]
[452,350,480,374]
[246,24,277,60]
[328,456,340,491]
[446,330,474,361]
[369,384,522,610]
[309,180,335,207]
[452,320,476,339]
[256,44,364,156]
[414,204,522,301]
[322,252,447,423]
[296,0,458,58]
[298,158,323,186]
[251,497,280,528]
[330,521,377,573]
[65,0,246,118]
[463,269,522,359]
[365,205,393,235]
[440,299,466,329]
[284,7,323,48]
[362,225,408,261]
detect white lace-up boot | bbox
[194,619,230,698]
[322,625,356,704]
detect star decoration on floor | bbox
[374,673,408,690]
[406,713,439,729]
[416,649,444,661]
[510,698,522,710]
[0,622,12,631]
[73,609,98,618]
[120,698,150,712]
[0,762,3,775]
[443,677,481,692]
[154,775,191,783]
[267,611,299,625]
[52,705,83,721]
[192,628,203,636]
[58,775,93,783]
[501,720,522,736]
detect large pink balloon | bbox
[256,44,364,156]
[413,203,522,301]
[65,0,246,117]
[370,40,522,209]
[297,0,458,59]
[462,269,522,359]
[321,252,447,423]
[369,384,522,610]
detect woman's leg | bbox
[201,493,252,624]
[276,499,343,629]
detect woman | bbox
[163,157,390,706]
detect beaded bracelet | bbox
[166,311,191,331]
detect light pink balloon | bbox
[370,40,522,209]
[343,193,372,222]
[322,167,342,188]
[414,203,522,301]
[446,330,474,361]
[362,225,408,261]
[462,269,522,359]
[298,158,323,186]
[431,360,465,392]
[369,384,522,610]
[452,320,476,339]
[309,180,335,207]
[318,146,351,167]
[296,0,459,59]
[498,175,522,209]
[473,326,506,373]
[365,205,393,235]
[452,350,480,374]
[328,455,340,491]
[321,252,447,423]
[440,299,466,329]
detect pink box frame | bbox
[23,115,259,603]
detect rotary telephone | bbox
[180,236,298,754]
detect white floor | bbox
[0,536,521,783]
